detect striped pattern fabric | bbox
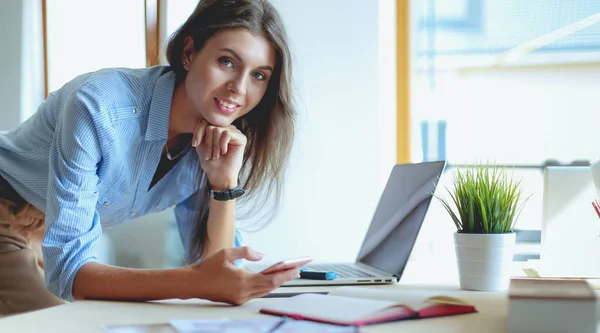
[0,66,242,301]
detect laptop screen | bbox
[356,161,446,276]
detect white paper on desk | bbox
[261,294,399,325]
[329,286,469,310]
[169,319,230,332]
[101,323,174,332]
[169,318,355,333]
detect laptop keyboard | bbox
[303,263,376,278]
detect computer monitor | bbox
[540,166,600,278]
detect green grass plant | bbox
[436,164,530,234]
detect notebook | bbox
[260,286,476,326]
[507,278,598,333]
[253,161,447,287]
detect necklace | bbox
[165,141,191,161]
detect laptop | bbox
[283,160,447,286]
[539,165,600,278]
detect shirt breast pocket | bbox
[108,106,141,122]
[95,179,135,223]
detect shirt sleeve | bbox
[42,88,103,301]
[174,191,243,266]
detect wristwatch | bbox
[209,183,246,201]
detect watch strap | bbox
[209,183,245,201]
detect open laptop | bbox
[283,160,447,286]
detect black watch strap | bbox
[210,183,245,201]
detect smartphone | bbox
[259,256,314,274]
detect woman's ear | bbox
[181,36,196,68]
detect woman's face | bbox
[182,28,276,127]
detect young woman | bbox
[0,0,297,315]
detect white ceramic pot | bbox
[454,232,516,291]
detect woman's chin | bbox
[203,112,234,127]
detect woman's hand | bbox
[192,119,247,190]
[187,246,300,305]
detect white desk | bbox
[0,283,510,333]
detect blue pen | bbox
[268,316,288,333]
[299,270,337,280]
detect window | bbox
[408,0,600,265]
[165,0,198,38]
[418,0,600,69]
[45,0,146,93]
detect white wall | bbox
[240,0,397,263]
[412,65,600,165]
[0,1,24,130]
[0,0,44,130]
[20,0,45,121]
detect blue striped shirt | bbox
[0,66,242,301]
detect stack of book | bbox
[508,278,598,333]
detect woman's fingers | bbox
[217,266,299,305]
[254,268,300,290]
[227,128,247,147]
[192,120,207,148]
[220,131,232,156]
[247,289,273,301]
[204,126,214,160]
[193,122,245,160]
[213,127,222,159]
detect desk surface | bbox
[0,283,510,333]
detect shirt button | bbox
[129,212,136,217]
[103,202,110,207]
[132,108,137,114]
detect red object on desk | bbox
[592,200,600,219]
[259,292,478,327]
[417,303,477,318]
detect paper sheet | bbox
[169,318,356,333]
[329,286,471,310]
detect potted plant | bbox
[436,164,530,291]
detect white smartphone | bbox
[259,256,314,274]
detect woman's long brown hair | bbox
[165,0,295,262]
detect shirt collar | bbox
[145,69,176,141]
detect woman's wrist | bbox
[73,262,200,301]
[174,266,202,300]
[208,177,239,191]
